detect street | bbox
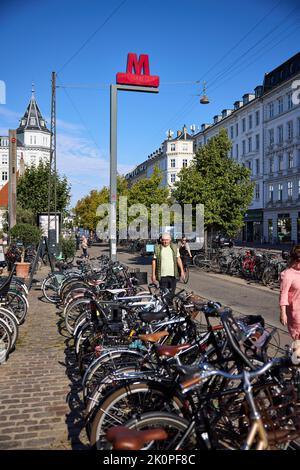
[93,244,291,346]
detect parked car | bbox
[213,234,234,248]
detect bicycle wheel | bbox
[193,255,209,271]
[89,381,184,449]
[183,265,189,284]
[0,317,12,361]
[0,308,18,351]
[115,411,195,450]
[42,275,60,303]
[3,291,28,324]
[65,298,91,335]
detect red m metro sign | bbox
[116,53,159,87]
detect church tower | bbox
[16,84,51,168]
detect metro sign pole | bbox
[109,53,159,261]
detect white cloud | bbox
[56,132,132,206]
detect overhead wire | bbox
[58,0,128,73]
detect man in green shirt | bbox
[151,232,185,297]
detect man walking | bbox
[151,232,185,297]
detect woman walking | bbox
[81,234,88,258]
[279,244,300,339]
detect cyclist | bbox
[178,236,192,271]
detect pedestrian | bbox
[279,244,300,340]
[75,231,81,250]
[151,232,185,298]
[81,234,88,258]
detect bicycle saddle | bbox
[106,426,168,450]
[138,310,168,322]
[138,331,169,343]
[156,344,191,357]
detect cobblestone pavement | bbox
[0,263,89,450]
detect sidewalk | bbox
[0,264,88,450]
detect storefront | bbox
[242,210,263,242]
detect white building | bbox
[194,52,300,243]
[262,54,300,244]
[0,87,50,189]
[125,125,195,191]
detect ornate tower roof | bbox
[17,84,50,133]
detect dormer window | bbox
[41,120,45,127]
[30,118,36,126]
[21,120,26,126]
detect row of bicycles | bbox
[193,247,288,288]
[41,255,300,450]
[0,266,29,363]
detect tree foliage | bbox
[17,162,71,216]
[9,223,42,246]
[173,129,255,237]
[74,176,128,231]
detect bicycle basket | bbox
[253,382,300,447]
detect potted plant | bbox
[9,223,42,278]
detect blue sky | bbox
[1,0,300,206]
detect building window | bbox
[182,144,188,151]
[248,115,252,129]
[255,159,260,175]
[34,136,36,145]
[278,155,283,171]
[278,97,283,114]
[288,181,293,199]
[170,159,175,168]
[270,157,274,173]
[298,180,300,198]
[242,140,246,155]
[248,137,252,153]
[287,121,293,140]
[170,173,176,183]
[269,184,273,201]
[255,110,260,126]
[30,136,32,145]
[288,93,293,110]
[30,155,36,165]
[182,159,188,167]
[255,134,260,150]
[242,118,246,132]
[288,152,294,169]
[230,147,233,158]
[269,128,274,145]
[170,144,176,151]
[278,183,283,201]
[255,183,260,200]
[247,161,252,172]
[2,171,7,181]
[1,155,8,165]
[30,118,36,126]
[236,143,239,158]
[269,102,274,118]
[235,123,238,137]
[278,125,283,143]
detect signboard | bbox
[146,244,155,253]
[38,213,60,243]
[116,53,159,87]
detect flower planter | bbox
[15,262,30,279]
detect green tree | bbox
[74,176,128,232]
[173,129,254,237]
[17,162,71,216]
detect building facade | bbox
[125,125,194,191]
[0,87,50,189]
[194,52,300,243]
